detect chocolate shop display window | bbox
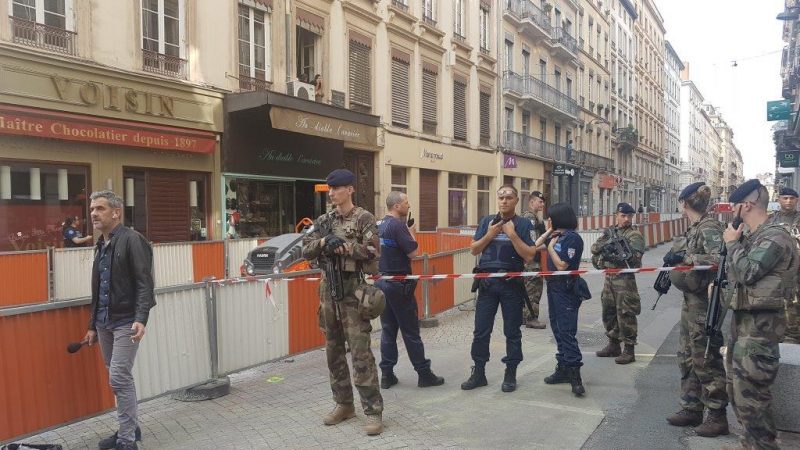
[226,178,294,238]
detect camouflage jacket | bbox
[521,210,543,268]
[302,206,380,275]
[765,210,800,231]
[591,225,646,269]
[669,214,723,293]
[726,223,799,311]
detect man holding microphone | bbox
[376,191,445,389]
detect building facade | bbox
[663,40,682,212]
[776,0,800,197]
[679,67,714,190]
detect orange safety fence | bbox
[0,305,115,442]
[438,233,473,252]
[288,275,325,355]
[416,232,438,254]
[192,241,226,282]
[0,251,49,308]
[425,254,455,316]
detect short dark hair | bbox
[549,202,578,230]
[529,191,545,202]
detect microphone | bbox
[66,338,89,354]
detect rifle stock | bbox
[318,215,345,302]
[704,216,741,358]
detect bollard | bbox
[419,253,439,328]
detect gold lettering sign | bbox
[269,106,377,147]
[50,75,175,118]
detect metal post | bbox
[47,246,53,302]
[205,278,219,379]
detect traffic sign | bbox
[778,150,800,167]
[767,100,791,121]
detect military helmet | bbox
[355,282,386,320]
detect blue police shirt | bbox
[473,215,535,271]
[547,230,583,271]
[378,215,418,274]
[63,227,80,248]
[94,225,133,329]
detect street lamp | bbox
[777,7,800,20]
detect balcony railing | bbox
[238,72,270,92]
[573,150,615,172]
[10,17,76,56]
[552,27,578,55]
[422,14,437,27]
[391,0,409,12]
[504,130,570,162]
[142,49,187,78]
[502,71,578,118]
[504,0,552,35]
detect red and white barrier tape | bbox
[210,265,715,285]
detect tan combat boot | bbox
[596,339,621,357]
[323,403,356,425]
[615,344,636,364]
[525,318,547,329]
[666,409,703,427]
[364,414,383,436]
[694,408,730,437]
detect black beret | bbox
[678,182,705,201]
[728,179,762,203]
[326,169,355,187]
[780,187,798,197]
[617,202,635,214]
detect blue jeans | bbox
[547,280,583,367]
[376,280,430,372]
[470,279,524,368]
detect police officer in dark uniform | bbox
[461,184,536,393]
[376,191,445,390]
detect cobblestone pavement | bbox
[15,244,797,449]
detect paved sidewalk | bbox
[15,243,755,449]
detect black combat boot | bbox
[568,366,585,397]
[417,368,445,387]
[460,366,488,390]
[543,363,570,384]
[501,366,517,392]
[380,371,398,389]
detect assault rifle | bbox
[651,266,671,310]
[317,214,346,302]
[705,215,742,359]
[602,227,633,269]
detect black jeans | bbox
[547,280,583,367]
[376,279,430,372]
[470,278,524,368]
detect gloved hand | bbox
[663,250,686,266]
[323,235,347,256]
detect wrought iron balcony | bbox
[142,49,188,79]
[502,71,578,119]
[573,150,615,172]
[391,0,409,12]
[551,27,579,58]
[238,72,270,92]
[503,130,570,162]
[504,0,551,39]
[10,17,76,56]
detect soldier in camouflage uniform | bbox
[591,202,646,365]
[723,180,799,450]
[522,191,547,329]
[302,169,384,436]
[765,187,800,344]
[663,183,729,437]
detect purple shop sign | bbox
[503,154,517,169]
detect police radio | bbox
[490,212,510,226]
[407,210,415,228]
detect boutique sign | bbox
[269,107,377,146]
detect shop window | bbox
[448,173,468,227]
[422,67,438,135]
[477,176,490,220]
[225,178,295,239]
[141,0,186,77]
[238,3,271,89]
[391,54,410,128]
[391,167,407,193]
[349,38,372,113]
[0,160,89,251]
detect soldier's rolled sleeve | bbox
[591,236,607,255]
[302,225,324,260]
[350,217,380,261]
[692,228,722,266]
[726,239,786,286]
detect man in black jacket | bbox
[82,190,155,450]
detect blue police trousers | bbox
[471,278,524,368]
[376,279,431,372]
[547,280,583,367]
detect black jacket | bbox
[89,225,155,330]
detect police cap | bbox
[616,202,636,214]
[326,169,355,187]
[728,179,762,204]
[678,182,705,201]
[779,187,799,198]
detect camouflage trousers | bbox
[522,265,544,321]
[318,278,383,415]
[784,294,800,342]
[677,291,728,412]
[725,310,786,450]
[600,273,641,345]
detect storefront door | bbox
[419,169,438,231]
[343,149,375,214]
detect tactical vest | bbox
[730,224,799,311]
[670,215,723,294]
[321,207,379,275]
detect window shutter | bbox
[391,57,410,127]
[349,39,371,113]
[453,80,467,141]
[479,91,490,144]
[422,68,438,134]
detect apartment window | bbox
[504,106,514,132]
[10,0,75,55]
[448,173,468,226]
[349,36,372,113]
[238,4,271,88]
[522,49,530,76]
[423,0,436,25]
[296,26,320,81]
[391,167,407,193]
[477,176,491,219]
[453,78,467,142]
[391,52,410,128]
[453,0,465,39]
[521,111,530,136]
[554,70,561,91]
[141,0,185,77]
[566,77,572,98]
[479,4,490,52]
[540,119,546,141]
[480,90,491,146]
[12,0,72,29]
[504,39,513,72]
[520,178,532,208]
[422,66,438,134]
[539,59,547,82]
